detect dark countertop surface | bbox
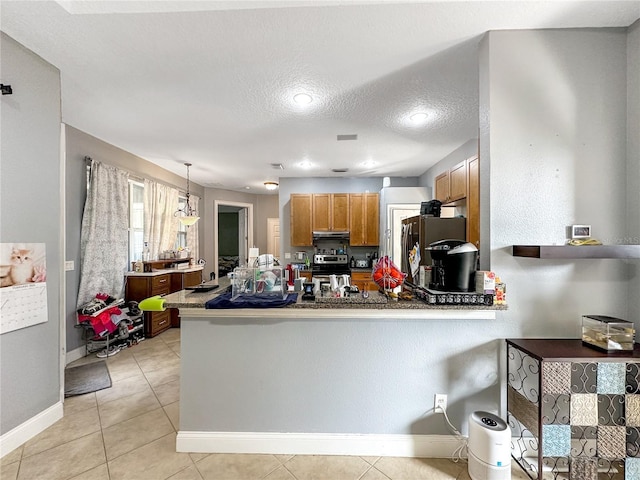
[161,277,507,311]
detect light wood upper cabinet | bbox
[467,155,480,250]
[435,160,466,204]
[331,194,350,231]
[434,171,450,203]
[312,193,349,232]
[432,155,480,248]
[449,160,467,202]
[312,194,331,231]
[290,194,313,246]
[291,192,378,247]
[349,193,379,246]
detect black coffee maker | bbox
[426,239,478,292]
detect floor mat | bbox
[64,360,112,397]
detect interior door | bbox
[267,217,280,257]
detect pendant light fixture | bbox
[175,162,200,226]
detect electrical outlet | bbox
[285,252,291,259]
[434,394,447,413]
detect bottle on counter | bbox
[134,259,143,273]
[143,242,150,262]
[350,256,355,268]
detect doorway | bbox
[214,200,253,278]
[387,204,420,267]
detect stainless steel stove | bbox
[312,254,350,276]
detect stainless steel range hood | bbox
[312,231,350,240]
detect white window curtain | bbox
[143,179,180,260]
[186,194,200,259]
[77,161,130,307]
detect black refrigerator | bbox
[400,216,466,284]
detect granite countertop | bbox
[125,265,204,276]
[161,277,507,311]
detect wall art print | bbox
[0,242,48,334]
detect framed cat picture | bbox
[0,242,48,334]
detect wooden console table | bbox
[506,338,640,480]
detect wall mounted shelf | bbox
[512,245,640,259]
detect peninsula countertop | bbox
[160,277,506,320]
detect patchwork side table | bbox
[506,339,640,480]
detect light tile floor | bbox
[1,329,530,480]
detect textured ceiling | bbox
[2,1,639,192]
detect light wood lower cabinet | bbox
[350,271,376,293]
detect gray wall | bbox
[628,20,640,327]
[1,33,62,433]
[64,126,205,353]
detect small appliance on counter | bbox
[426,239,478,292]
[420,199,442,217]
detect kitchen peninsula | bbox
[163,280,506,457]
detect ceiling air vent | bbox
[332,168,349,173]
[337,134,357,141]
[270,163,284,170]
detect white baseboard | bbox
[176,432,464,458]
[0,401,63,459]
[65,345,87,365]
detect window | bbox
[127,183,188,264]
[129,180,144,263]
[175,196,187,250]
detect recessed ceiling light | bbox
[410,112,428,123]
[264,182,279,190]
[361,160,376,168]
[298,160,313,169]
[293,93,313,105]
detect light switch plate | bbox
[65,260,74,271]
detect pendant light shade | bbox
[175,163,199,226]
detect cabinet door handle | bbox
[158,319,167,326]
[159,278,167,283]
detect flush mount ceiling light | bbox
[298,160,313,169]
[361,160,376,168]
[410,112,429,123]
[293,93,313,105]
[264,182,279,191]
[174,162,200,226]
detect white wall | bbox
[1,33,62,437]
[627,20,640,328]
[482,28,631,341]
